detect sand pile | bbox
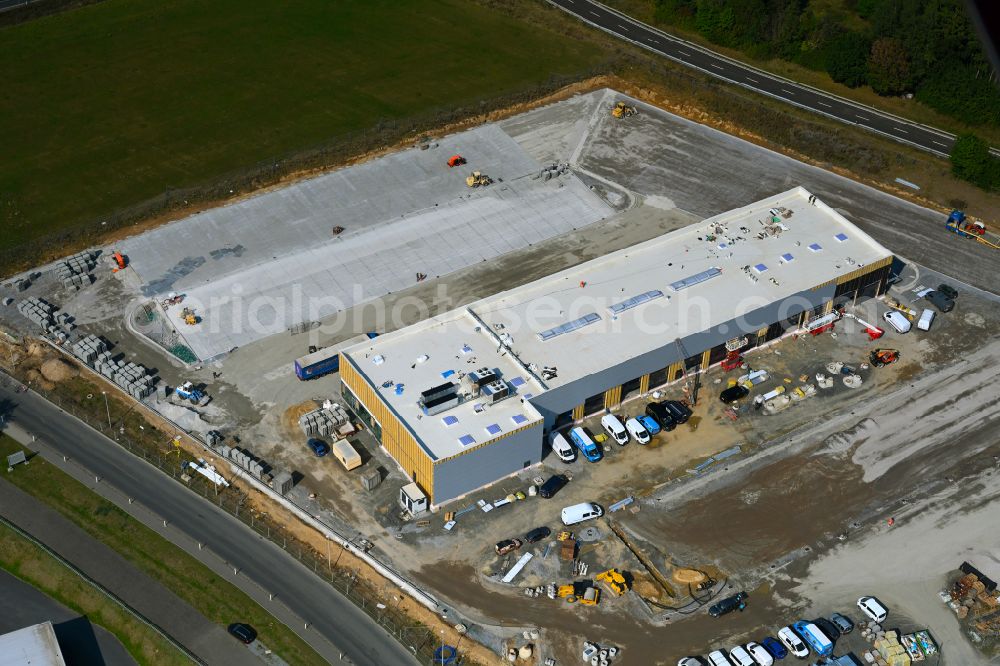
[40,358,78,382]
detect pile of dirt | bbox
[40,357,78,382]
[672,568,707,585]
[632,577,662,600]
[282,399,320,437]
[24,368,54,391]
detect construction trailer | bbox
[294,332,378,380]
[340,188,894,506]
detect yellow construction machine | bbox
[612,101,638,119]
[595,568,630,596]
[181,307,198,325]
[465,171,493,188]
[557,581,601,605]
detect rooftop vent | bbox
[537,312,601,341]
[481,379,511,404]
[419,382,460,416]
[670,267,722,292]
[609,290,664,315]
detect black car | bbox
[538,474,568,499]
[663,400,692,424]
[644,402,676,431]
[709,591,747,617]
[525,526,552,543]
[720,384,749,404]
[812,617,841,641]
[925,290,954,313]
[227,623,257,644]
[937,283,959,300]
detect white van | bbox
[777,626,809,658]
[549,432,576,463]
[857,595,888,623]
[601,414,629,445]
[705,651,730,666]
[883,310,911,333]
[625,417,650,444]
[728,645,756,666]
[560,502,604,526]
[917,308,935,331]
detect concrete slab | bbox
[119,124,612,359]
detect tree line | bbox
[652,0,999,127]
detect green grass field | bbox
[0,0,604,264]
[0,435,327,666]
[0,522,190,666]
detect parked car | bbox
[917,308,935,331]
[777,626,808,658]
[728,645,755,666]
[645,402,676,431]
[925,290,955,313]
[812,617,841,641]
[882,310,911,333]
[638,414,661,435]
[857,596,888,623]
[709,591,747,617]
[663,400,692,424]
[937,283,958,300]
[524,526,551,543]
[549,431,576,463]
[601,414,629,445]
[227,623,257,644]
[307,438,330,457]
[760,636,787,659]
[625,417,651,444]
[560,502,603,526]
[539,474,569,499]
[494,538,523,555]
[829,612,854,635]
[706,651,730,666]
[745,641,774,666]
[720,384,750,404]
[676,658,702,666]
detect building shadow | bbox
[52,616,107,666]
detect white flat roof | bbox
[345,187,892,449]
[343,309,544,461]
[0,623,65,666]
[473,187,891,388]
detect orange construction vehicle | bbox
[112,251,127,272]
[447,155,466,168]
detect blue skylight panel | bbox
[441,415,458,426]
[458,434,476,447]
[485,423,502,436]
[608,290,664,315]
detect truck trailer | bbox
[294,332,378,380]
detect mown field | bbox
[0,0,605,270]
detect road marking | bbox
[894,127,908,134]
[932,140,948,147]
[677,50,691,56]
[620,24,631,31]
[710,62,724,70]
[589,10,600,17]
[856,115,870,121]
[782,88,796,95]
[817,101,831,108]
[745,76,759,83]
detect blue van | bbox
[792,621,833,657]
[569,427,602,462]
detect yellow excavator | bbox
[181,307,198,325]
[557,581,601,605]
[612,101,638,119]
[465,171,493,188]
[595,568,630,596]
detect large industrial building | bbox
[340,187,894,506]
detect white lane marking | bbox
[932,140,948,147]
[620,24,631,31]
[589,10,600,17]
[710,62,724,70]
[745,76,759,83]
[857,115,870,121]
[677,50,691,56]
[782,88,796,95]
[894,127,908,134]
[817,101,831,108]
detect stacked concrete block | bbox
[55,250,100,290]
[297,401,351,437]
[272,470,294,496]
[17,297,57,329]
[72,335,157,399]
[71,334,108,366]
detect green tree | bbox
[949,133,995,189]
[826,31,870,87]
[867,37,910,95]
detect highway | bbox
[548,0,988,158]
[0,380,419,666]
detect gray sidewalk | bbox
[0,478,256,665]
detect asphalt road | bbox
[549,0,995,158]
[0,381,419,666]
[0,569,136,666]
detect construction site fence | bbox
[4,373,452,665]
